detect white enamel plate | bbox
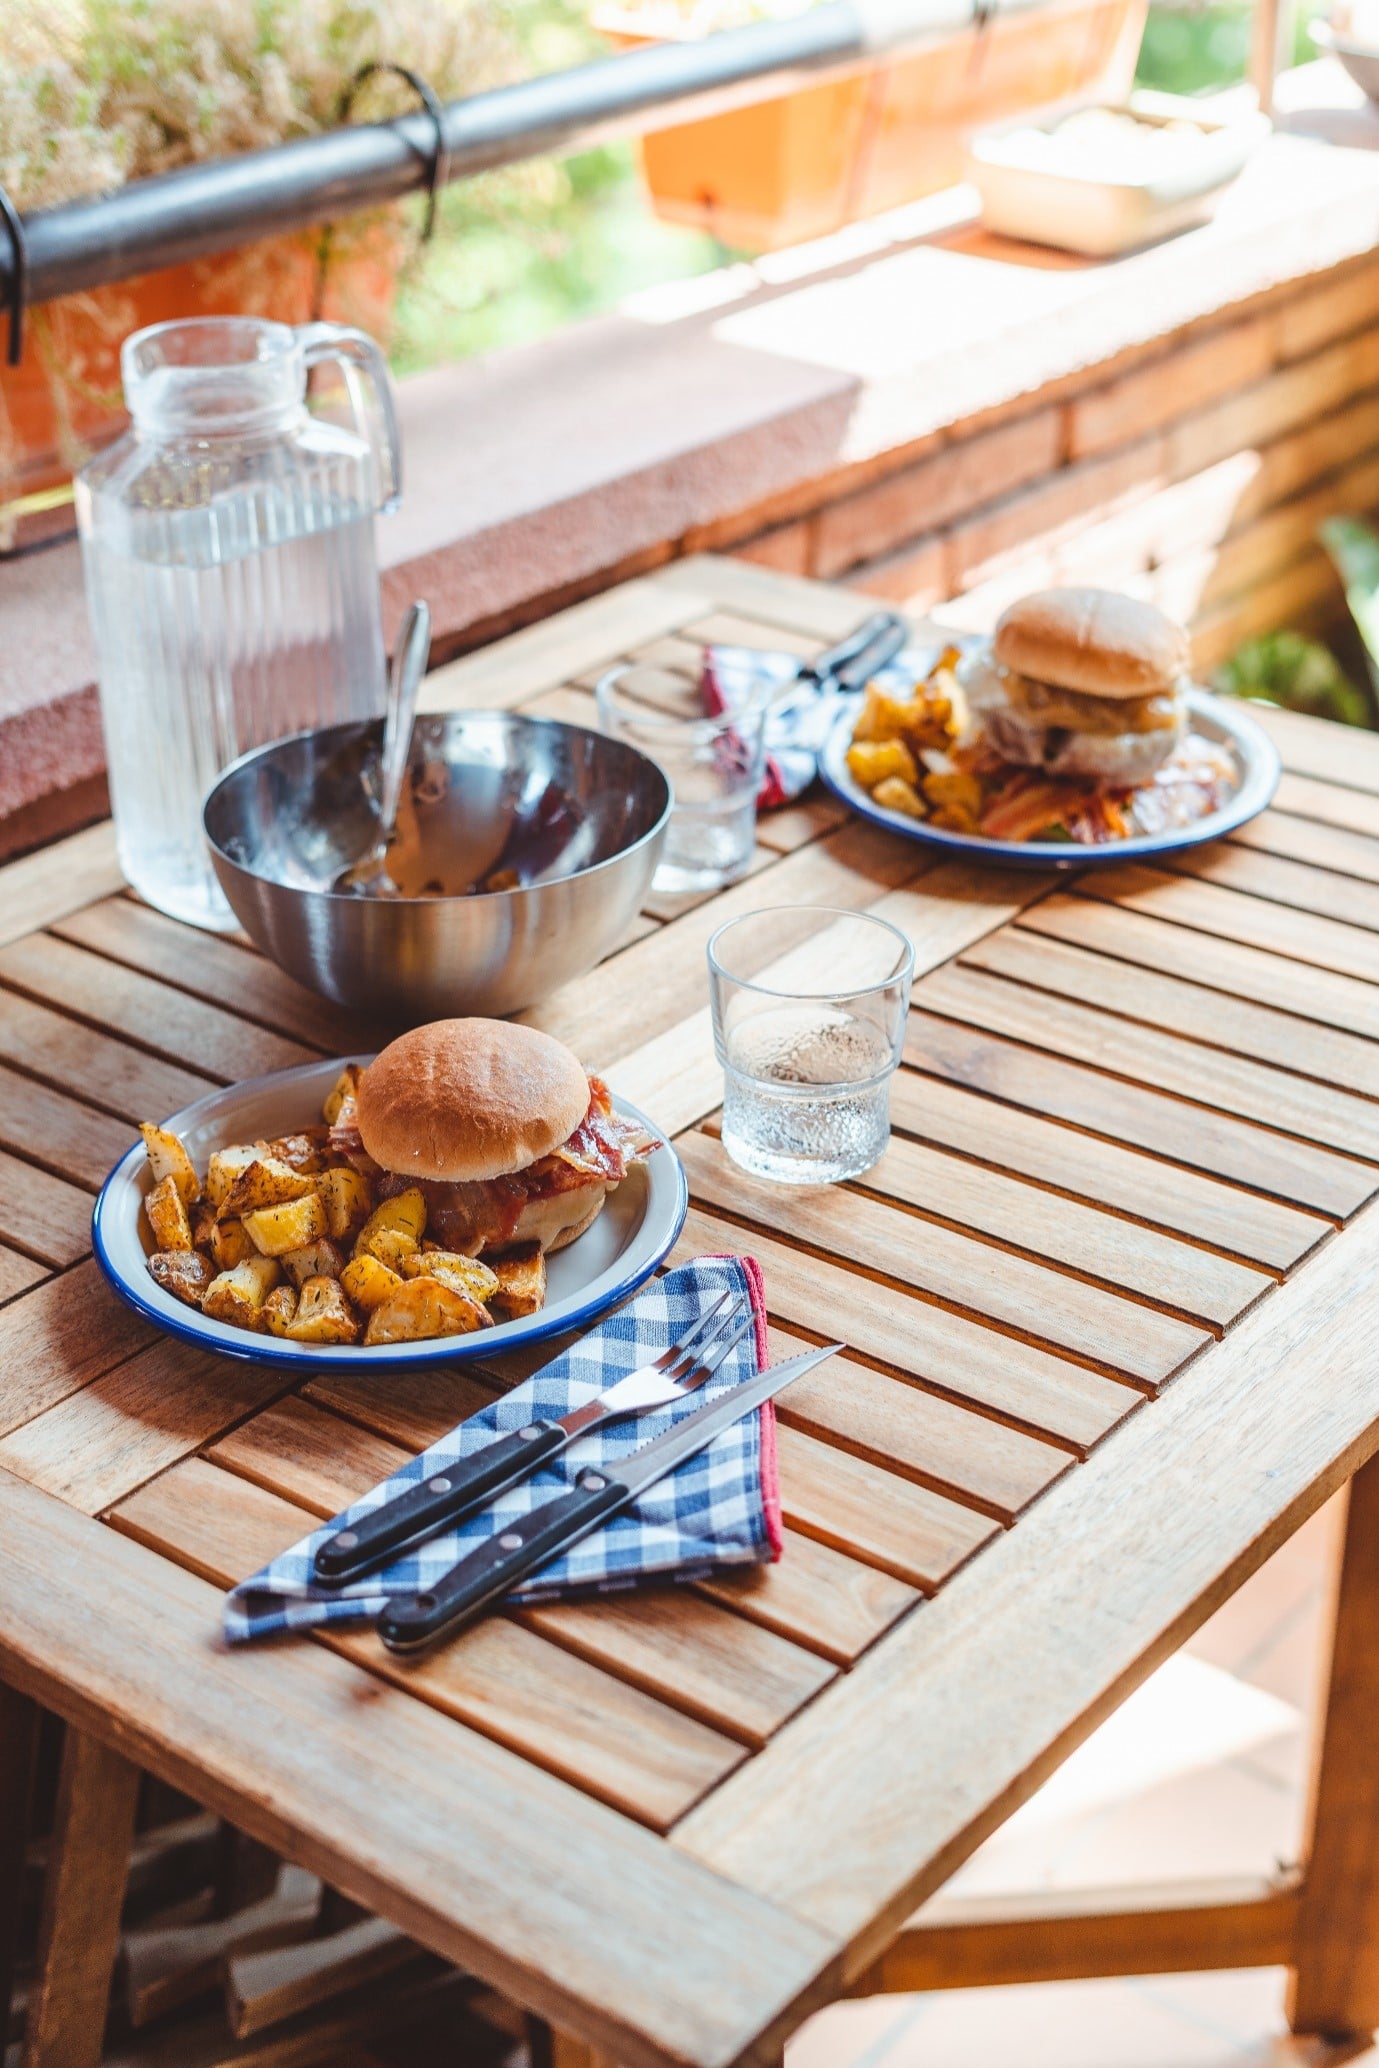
[93,1057,688,1375]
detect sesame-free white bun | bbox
[356,1019,590,1183]
[994,588,1189,700]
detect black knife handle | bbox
[806,611,901,683]
[377,1468,630,1652]
[835,617,909,693]
[313,1419,571,1586]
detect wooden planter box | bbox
[597,0,1148,250]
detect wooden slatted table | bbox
[4,553,1379,2067]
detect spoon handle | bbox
[378,601,431,839]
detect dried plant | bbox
[1,0,518,212]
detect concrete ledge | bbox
[6,60,1379,852]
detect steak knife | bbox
[377,1339,843,1653]
[312,1292,751,1587]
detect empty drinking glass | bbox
[595,662,768,894]
[708,906,915,1184]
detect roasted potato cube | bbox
[210,1217,256,1271]
[315,1166,373,1244]
[265,1130,330,1175]
[281,1238,347,1289]
[145,1174,193,1253]
[218,1156,317,1221]
[205,1144,261,1210]
[363,1276,490,1346]
[846,737,918,791]
[286,1276,360,1345]
[190,1199,217,1250]
[321,1064,364,1126]
[261,1285,299,1338]
[139,1123,201,1208]
[340,1253,405,1312]
[241,1192,328,1258]
[850,685,921,745]
[148,1250,214,1308]
[403,1250,498,1303]
[354,1188,427,1260]
[488,1243,547,1320]
[923,769,983,819]
[871,775,927,820]
[202,1255,282,1330]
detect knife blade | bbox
[376,1340,843,1653]
[313,1291,750,1587]
[797,612,908,693]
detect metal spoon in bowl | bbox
[334,600,431,896]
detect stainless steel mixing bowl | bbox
[203,711,670,1020]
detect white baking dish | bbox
[967,91,1269,256]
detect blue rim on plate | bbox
[819,682,1281,869]
[92,1056,689,1375]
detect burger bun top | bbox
[993,588,1189,701]
[356,1018,590,1184]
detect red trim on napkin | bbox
[741,1252,784,1561]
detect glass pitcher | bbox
[75,315,402,932]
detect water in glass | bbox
[721,1004,896,1184]
[76,317,401,931]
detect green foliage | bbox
[1134,0,1328,94]
[1214,630,1373,728]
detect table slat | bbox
[0,1063,131,1193]
[1081,866,1379,988]
[0,1262,153,1439]
[906,1012,1373,1221]
[770,1422,994,1591]
[1169,842,1379,934]
[675,1208,1129,1449]
[678,1133,1210,1388]
[694,1526,914,1664]
[1248,701,1379,792]
[0,1342,291,1513]
[0,1145,97,1267]
[888,1070,1325,1273]
[1273,770,1379,839]
[917,962,1379,1168]
[0,823,123,951]
[1230,808,1379,883]
[1019,893,1379,1047]
[0,936,315,1082]
[0,1247,46,1305]
[0,986,218,1126]
[863,1129,1271,1328]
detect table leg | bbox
[0,1684,39,2048]
[21,1725,139,2068]
[1290,1453,1379,2038]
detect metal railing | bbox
[3,0,1050,315]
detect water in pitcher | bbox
[82,498,385,930]
[76,317,402,931]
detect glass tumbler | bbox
[708,906,915,1184]
[595,662,767,894]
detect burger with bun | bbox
[337,1019,654,1257]
[962,587,1190,787]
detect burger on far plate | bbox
[341,1018,657,1257]
[966,588,1188,787]
[844,585,1238,846]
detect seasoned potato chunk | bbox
[321,1064,364,1126]
[241,1192,328,1258]
[218,1157,317,1221]
[287,1276,360,1344]
[145,1174,193,1253]
[354,1188,427,1260]
[210,1217,256,1271]
[264,1130,330,1175]
[363,1276,490,1346]
[367,1230,419,1274]
[488,1243,547,1320]
[149,1250,213,1308]
[202,1255,282,1330]
[190,1199,217,1250]
[315,1166,373,1244]
[871,775,927,819]
[846,737,918,790]
[261,1285,299,1338]
[205,1144,261,1210]
[404,1250,498,1303]
[281,1238,347,1289]
[340,1253,405,1312]
[139,1123,201,1208]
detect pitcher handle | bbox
[298,321,402,515]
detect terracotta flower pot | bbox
[0,215,404,550]
[596,0,1148,250]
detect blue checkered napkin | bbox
[223,1255,777,1643]
[703,645,920,807]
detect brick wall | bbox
[715,252,1379,670]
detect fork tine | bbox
[664,1295,748,1381]
[679,1309,756,1391]
[652,1287,735,1373]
